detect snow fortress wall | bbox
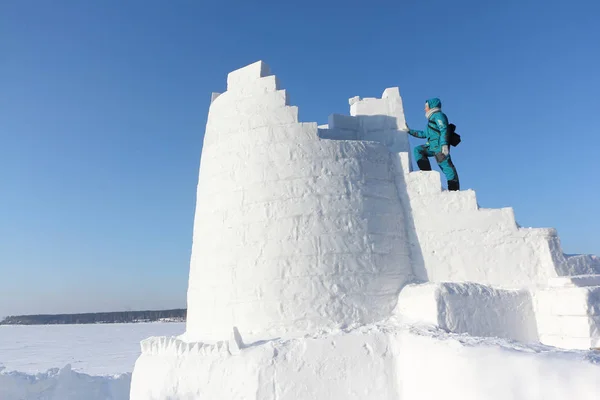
[129,61,600,400]
[130,325,600,400]
[185,61,414,343]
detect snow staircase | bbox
[319,87,600,289]
[403,167,600,286]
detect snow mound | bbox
[0,364,130,400]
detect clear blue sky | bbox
[1,0,598,316]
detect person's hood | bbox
[426,98,442,109]
[425,98,442,119]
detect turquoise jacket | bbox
[408,98,449,153]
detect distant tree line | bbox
[0,309,187,325]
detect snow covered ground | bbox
[0,322,184,400]
[0,322,185,374]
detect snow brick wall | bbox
[130,61,600,399]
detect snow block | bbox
[207,104,299,135]
[226,60,271,90]
[565,254,600,275]
[323,112,409,153]
[539,335,600,350]
[328,88,411,154]
[533,284,600,349]
[358,114,399,132]
[409,189,479,213]
[415,207,517,233]
[406,171,441,195]
[548,275,600,288]
[209,89,289,118]
[534,286,600,316]
[328,113,360,131]
[394,282,538,343]
[536,315,600,338]
[317,127,358,140]
[411,228,566,287]
[226,75,281,97]
[350,87,405,126]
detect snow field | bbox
[0,365,130,400]
[0,323,184,400]
[0,322,185,375]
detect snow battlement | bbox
[139,336,232,357]
[226,60,272,90]
[319,87,411,155]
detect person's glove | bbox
[441,145,449,156]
